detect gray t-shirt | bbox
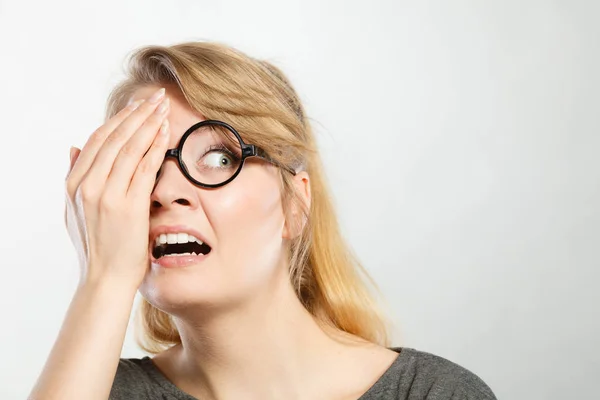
[110,347,496,399]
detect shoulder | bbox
[109,357,161,400]
[365,347,497,400]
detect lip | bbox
[151,253,210,268]
[149,224,213,268]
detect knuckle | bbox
[78,183,98,203]
[99,194,118,211]
[105,129,124,144]
[88,128,105,144]
[119,143,135,156]
[138,158,155,174]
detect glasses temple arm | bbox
[253,147,297,176]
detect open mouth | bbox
[152,233,212,259]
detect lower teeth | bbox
[164,252,199,257]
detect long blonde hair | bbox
[105,41,393,353]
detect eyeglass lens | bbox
[179,122,243,185]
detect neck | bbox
[160,272,366,400]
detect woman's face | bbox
[131,85,301,314]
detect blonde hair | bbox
[105,41,393,353]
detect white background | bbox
[1,1,598,399]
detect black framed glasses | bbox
[156,120,296,188]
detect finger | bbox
[82,88,167,192]
[64,146,80,225]
[105,98,171,194]
[128,119,170,199]
[66,146,81,178]
[70,146,78,167]
[66,100,144,194]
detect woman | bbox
[30,42,496,400]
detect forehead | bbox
[130,85,205,145]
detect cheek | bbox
[214,177,283,242]
[209,171,285,268]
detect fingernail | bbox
[149,88,166,104]
[127,99,144,111]
[159,119,170,137]
[155,97,170,114]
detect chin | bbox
[138,264,230,314]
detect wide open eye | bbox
[200,147,238,170]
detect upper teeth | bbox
[154,232,203,247]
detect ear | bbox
[282,171,311,240]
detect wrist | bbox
[78,271,140,300]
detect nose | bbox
[150,155,198,210]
